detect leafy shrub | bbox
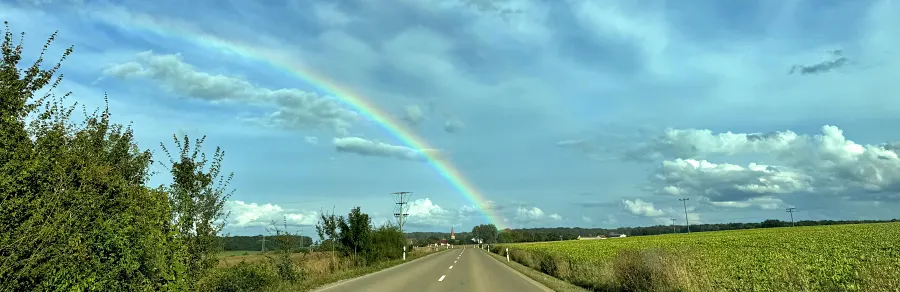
[197,261,278,292]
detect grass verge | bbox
[482,248,589,292]
[204,248,451,291]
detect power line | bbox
[786,207,796,227]
[679,198,691,233]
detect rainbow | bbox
[90,8,508,229]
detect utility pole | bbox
[786,207,796,227]
[671,218,677,233]
[679,198,691,233]
[259,234,266,253]
[392,192,412,234]
[392,191,412,259]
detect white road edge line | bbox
[438,275,446,282]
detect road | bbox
[313,246,553,292]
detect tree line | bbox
[223,235,313,251]
[399,218,899,245]
[494,218,898,243]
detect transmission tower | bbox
[786,207,796,227]
[670,218,677,233]
[392,192,413,234]
[679,198,691,233]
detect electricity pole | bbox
[392,192,412,234]
[392,191,412,260]
[259,234,266,253]
[679,198,691,233]
[671,218,677,233]
[786,207,796,227]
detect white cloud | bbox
[637,125,900,202]
[622,199,665,217]
[304,136,319,144]
[655,159,813,203]
[103,51,359,135]
[627,128,804,161]
[513,206,561,223]
[460,200,503,216]
[481,200,502,210]
[227,200,318,228]
[331,137,451,162]
[401,104,425,126]
[581,215,592,223]
[709,196,786,210]
[406,198,456,227]
[443,117,465,133]
[514,206,545,222]
[332,137,425,161]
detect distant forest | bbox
[223,218,898,250]
[222,235,313,251]
[410,218,898,245]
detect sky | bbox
[3,0,900,238]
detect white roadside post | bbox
[403,245,406,261]
[506,248,509,262]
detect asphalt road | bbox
[313,246,553,292]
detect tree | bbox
[471,224,499,244]
[0,22,180,291]
[160,134,234,288]
[337,207,372,261]
[315,207,341,263]
[370,223,405,262]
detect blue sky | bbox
[4,0,899,237]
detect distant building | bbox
[450,227,455,240]
[607,233,627,238]
[577,235,607,240]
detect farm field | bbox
[492,223,900,292]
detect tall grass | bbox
[201,249,442,291]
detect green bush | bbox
[197,261,278,292]
[0,22,229,291]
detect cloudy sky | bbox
[4,0,899,237]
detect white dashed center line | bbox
[438,275,446,282]
[449,266,453,269]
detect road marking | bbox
[438,275,446,282]
[449,266,453,269]
[454,260,457,263]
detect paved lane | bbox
[313,246,552,292]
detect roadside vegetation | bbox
[490,222,900,292]
[0,23,436,292]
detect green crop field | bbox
[493,223,900,292]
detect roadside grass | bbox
[481,248,589,292]
[203,247,451,291]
